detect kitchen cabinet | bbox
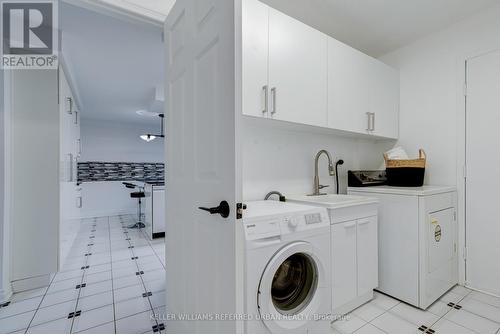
[242,0,399,139]
[331,216,378,313]
[328,38,399,139]
[242,0,328,127]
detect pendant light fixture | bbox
[140,114,164,142]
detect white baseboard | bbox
[11,274,51,293]
[0,285,13,303]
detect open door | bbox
[164,0,242,333]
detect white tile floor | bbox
[331,287,500,334]
[0,215,166,334]
[1,214,500,334]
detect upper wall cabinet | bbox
[242,0,328,127]
[328,39,399,139]
[267,8,328,127]
[242,0,399,139]
[242,0,269,119]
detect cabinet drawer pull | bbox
[358,219,371,226]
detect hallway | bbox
[0,215,166,334]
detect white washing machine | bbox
[348,186,458,309]
[243,201,331,334]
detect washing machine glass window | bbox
[271,253,318,314]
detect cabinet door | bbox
[368,60,399,139]
[357,216,378,296]
[268,8,328,127]
[328,38,372,134]
[242,0,269,118]
[331,220,357,310]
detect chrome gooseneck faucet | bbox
[310,150,335,196]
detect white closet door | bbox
[268,7,328,127]
[165,0,241,333]
[466,50,500,296]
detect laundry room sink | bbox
[287,194,378,209]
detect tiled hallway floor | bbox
[1,215,500,334]
[0,215,166,334]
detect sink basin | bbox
[287,194,378,209]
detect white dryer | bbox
[243,201,331,334]
[348,186,458,309]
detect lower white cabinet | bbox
[331,220,357,310]
[357,216,378,296]
[331,215,378,314]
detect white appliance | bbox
[144,183,165,239]
[348,186,458,309]
[243,201,331,334]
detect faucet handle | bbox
[318,184,329,190]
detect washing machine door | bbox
[258,241,325,334]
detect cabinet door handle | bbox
[358,219,371,226]
[366,112,375,132]
[68,153,73,182]
[66,97,73,115]
[77,139,82,156]
[270,87,277,115]
[74,110,79,125]
[262,85,268,115]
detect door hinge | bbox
[463,165,467,179]
[236,203,247,220]
[463,81,468,96]
[463,246,468,261]
[453,211,457,222]
[454,243,457,253]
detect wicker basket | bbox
[384,149,426,187]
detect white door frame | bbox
[457,47,500,290]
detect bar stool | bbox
[123,182,145,229]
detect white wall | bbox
[242,118,395,200]
[79,118,164,217]
[379,4,500,186]
[378,3,500,283]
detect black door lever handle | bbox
[198,201,230,218]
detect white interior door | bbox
[466,50,500,296]
[165,0,242,333]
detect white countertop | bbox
[287,194,379,210]
[348,185,456,196]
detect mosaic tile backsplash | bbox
[78,162,164,183]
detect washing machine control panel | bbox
[281,210,329,233]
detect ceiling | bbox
[61,3,164,124]
[261,0,500,57]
